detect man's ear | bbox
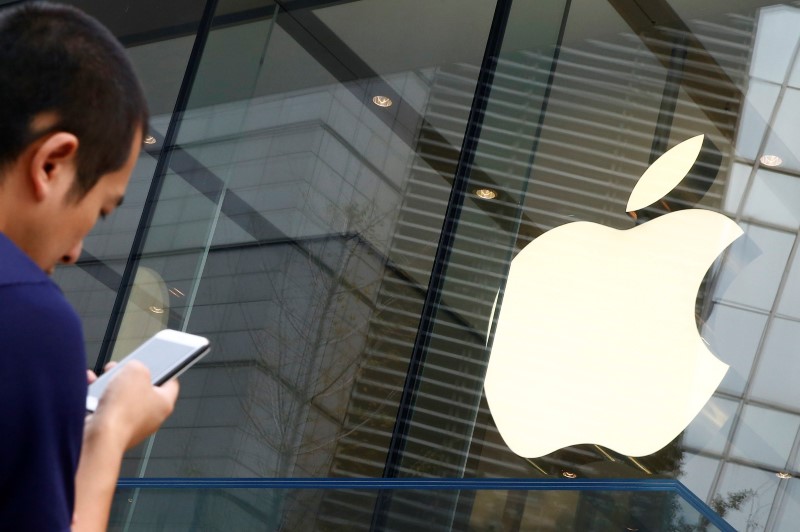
[28,132,79,201]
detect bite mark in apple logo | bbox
[485,135,742,458]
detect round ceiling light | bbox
[475,188,498,200]
[372,95,393,108]
[143,135,157,145]
[760,154,783,167]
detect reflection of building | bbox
[23,0,800,529]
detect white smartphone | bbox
[86,329,210,412]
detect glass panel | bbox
[701,303,767,395]
[750,318,800,410]
[683,396,738,455]
[109,483,725,532]
[391,0,568,483]
[63,0,800,529]
[778,248,800,319]
[52,1,206,367]
[722,162,751,215]
[763,88,800,174]
[713,463,779,531]
[748,5,800,84]
[730,405,800,469]
[773,479,800,530]
[743,167,800,229]
[734,80,779,161]
[679,453,721,502]
[412,2,800,531]
[110,0,502,487]
[713,224,794,311]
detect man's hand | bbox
[73,363,179,531]
[86,361,179,450]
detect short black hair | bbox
[0,2,148,197]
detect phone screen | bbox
[87,331,209,412]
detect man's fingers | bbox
[157,379,180,408]
[117,359,151,380]
[87,361,120,384]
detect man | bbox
[0,2,179,530]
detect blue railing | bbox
[114,477,734,531]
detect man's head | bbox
[0,2,148,273]
[0,1,148,197]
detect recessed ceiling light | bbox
[777,471,792,479]
[760,154,782,167]
[168,287,185,298]
[372,95,393,108]
[148,305,165,314]
[561,471,577,479]
[475,188,498,200]
[143,135,157,145]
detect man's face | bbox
[39,131,141,274]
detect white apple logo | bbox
[484,135,743,458]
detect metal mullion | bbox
[97,0,221,373]
[378,0,515,481]
[116,3,221,530]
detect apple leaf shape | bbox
[626,134,704,212]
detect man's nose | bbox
[61,240,83,265]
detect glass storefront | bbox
[18,0,800,528]
[110,478,731,530]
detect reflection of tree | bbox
[221,202,398,529]
[668,488,753,532]
[711,489,756,528]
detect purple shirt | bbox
[0,233,86,530]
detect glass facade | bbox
[16,0,800,528]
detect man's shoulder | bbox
[0,232,50,287]
[0,233,81,345]
[0,244,85,532]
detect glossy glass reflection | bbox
[749,6,800,85]
[764,88,800,174]
[109,482,726,532]
[680,453,722,502]
[777,249,800,318]
[712,463,779,531]
[714,223,794,311]
[702,304,767,395]
[735,80,780,161]
[743,167,800,229]
[109,0,498,488]
[51,1,205,367]
[730,405,800,469]
[467,2,800,531]
[750,319,800,409]
[53,0,800,530]
[683,397,737,455]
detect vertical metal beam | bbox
[96,0,221,373]
[649,41,687,164]
[366,0,530,522]
[379,0,515,482]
